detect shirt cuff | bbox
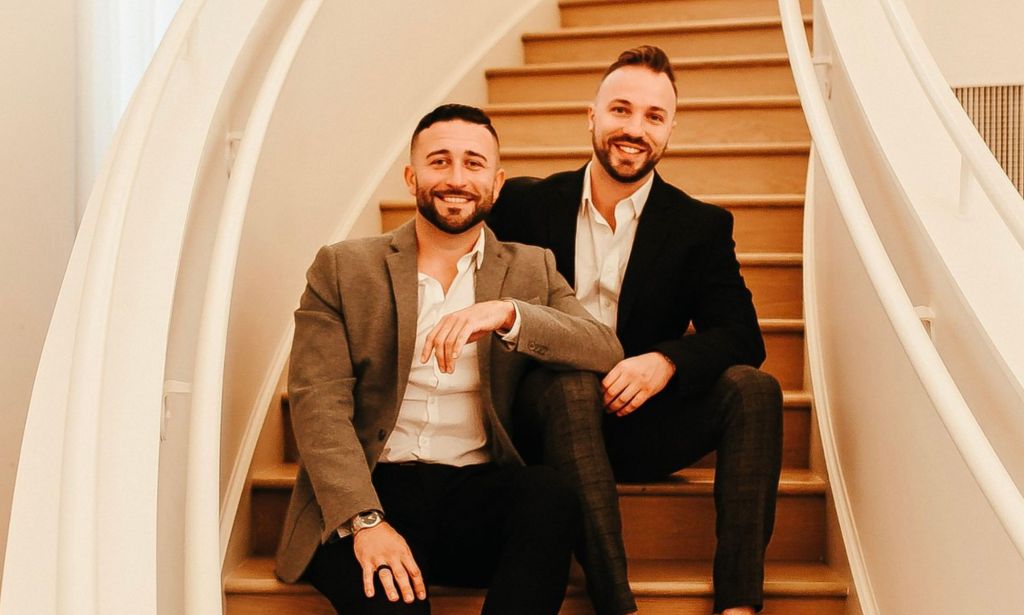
[498,301,522,346]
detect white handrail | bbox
[778,0,1024,559]
[184,2,323,613]
[880,0,1024,248]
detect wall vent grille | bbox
[954,84,1023,195]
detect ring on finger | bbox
[375,564,393,575]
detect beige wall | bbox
[0,0,77,587]
[904,0,1024,86]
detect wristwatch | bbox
[351,509,384,535]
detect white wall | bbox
[903,0,1024,87]
[0,0,77,587]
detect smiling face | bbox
[589,65,677,185]
[405,119,505,235]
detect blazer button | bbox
[378,429,387,441]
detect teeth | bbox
[617,144,643,154]
[440,196,470,204]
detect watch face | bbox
[356,511,382,530]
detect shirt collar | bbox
[580,161,655,220]
[462,227,486,271]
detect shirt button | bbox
[430,377,439,387]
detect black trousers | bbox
[512,369,636,615]
[604,365,784,614]
[304,462,579,615]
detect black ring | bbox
[375,564,393,575]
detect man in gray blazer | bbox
[275,104,623,615]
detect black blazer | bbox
[488,166,765,398]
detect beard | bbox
[592,133,665,184]
[415,185,494,235]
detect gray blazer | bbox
[275,220,623,582]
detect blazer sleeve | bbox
[652,209,766,396]
[510,249,624,372]
[288,246,381,541]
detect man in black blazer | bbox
[489,46,783,615]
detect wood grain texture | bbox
[559,0,813,27]
[487,55,798,102]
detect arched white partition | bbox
[782,0,1024,611]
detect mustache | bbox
[431,189,479,200]
[610,135,650,150]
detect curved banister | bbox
[54,2,207,613]
[880,0,1024,249]
[185,3,324,613]
[778,0,1024,561]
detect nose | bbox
[446,163,466,187]
[622,112,644,137]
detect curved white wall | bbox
[0,0,77,589]
[797,0,1024,611]
[903,0,1024,86]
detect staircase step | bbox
[282,391,812,469]
[249,466,823,561]
[498,143,809,194]
[487,96,809,146]
[559,0,813,27]
[487,54,798,102]
[742,253,802,319]
[225,557,845,615]
[381,194,804,254]
[762,318,804,390]
[522,17,812,64]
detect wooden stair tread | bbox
[486,95,802,115]
[522,15,810,40]
[487,53,791,78]
[252,465,823,496]
[499,142,809,157]
[760,318,803,332]
[282,390,809,408]
[380,194,805,211]
[226,557,845,597]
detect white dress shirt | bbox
[381,229,520,467]
[574,162,655,329]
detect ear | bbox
[587,104,595,132]
[491,168,507,202]
[403,165,417,196]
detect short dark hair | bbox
[601,45,677,96]
[411,103,499,151]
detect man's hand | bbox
[602,352,676,417]
[421,300,516,373]
[352,522,427,603]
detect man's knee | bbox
[716,366,783,427]
[523,368,602,403]
[519,368,604,425]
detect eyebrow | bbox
[607,98,669,115]
[424,148,490,162]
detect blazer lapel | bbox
[385,220,419,402]
[617,174,675,332]
[546,167,587,286]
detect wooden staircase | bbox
[225,0,848,612]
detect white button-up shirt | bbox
[381,229,520,467]
[574,162,654,329]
